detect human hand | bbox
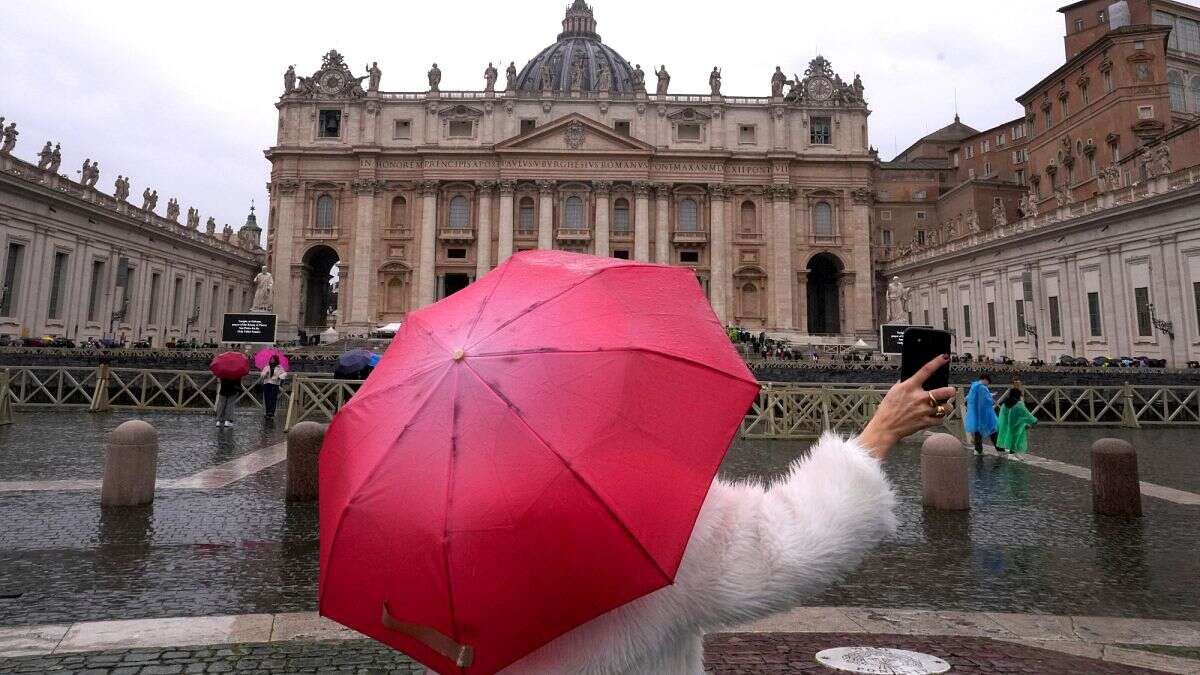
[858,354,956,460]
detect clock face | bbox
[321,73,343,93]
[807,76,833,101]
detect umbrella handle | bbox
[381,602,474,668]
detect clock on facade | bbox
[807,76,833,101]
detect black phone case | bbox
[900,328,951,390]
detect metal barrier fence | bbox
[4,368,1199,438]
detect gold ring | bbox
[934,404,947,418]
[928,391,940,409]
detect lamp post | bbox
[1019,318,1039,364]
[184,304,200,343]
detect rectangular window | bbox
[952,153,959,167]
[962,305,972,338]
[942,307,950,331]
[1181,17,1200,54]
[987,302,997,337]
[1074,18,1085,32]
[1016,170,1026,186]
[448,120,474,137]
[520,118,537,134]
[1061,99,1069,118]
[982,140,990,153]
[1015,299,1026,337]
[916,211,927,221]
[914,190,927,200]
[171,277,183,326]
[447,248,467,259]
[881,229,893,246]
[1103,69,1113,93]
[809,116,832,144]
[318,109,341,138]
[1138,105,1154,120]
[613,249,630,260]
[923,309,930,326]
[738,125,756,144]
[0,243,24,317]
[677,123,701,141]
[985,162,992,176]
[1082,85,1090,105]
[1048,295,1062,337]
[614,120,631,135]
[147,273,161,325]
[47,251,68,320]
[1045,110,1053,130]
[998,133,1006,146]
[86,260,105,322]
[1087,291,1102,336]
[393,119,412,139]
[679,251,700,264]
[881,210,892,221]
[1134,287,1152,337]
[209,284,220,328]
[916,230,926,245]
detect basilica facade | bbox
[265,1,876,341]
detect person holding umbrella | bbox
[257,354,288,419]
[209,351,250,427]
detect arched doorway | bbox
[300,245,339,336]
[807,253,842,335]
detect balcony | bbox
[438,227,475,242]
[515,227,538,240]
[810,234,843,247]
[556,228,592,242]
[382,227,412,239]
[672,230,708,247]
[304,227,340,240]
[609,228,633,242]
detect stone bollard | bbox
[921,433,970,511]
[101,420,158,507]
[287,421,326,502]
[1091,439,1142,517]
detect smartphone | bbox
[900,327,951,390]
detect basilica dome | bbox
[512,1,639,95]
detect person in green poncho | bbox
[996,387,1038,454]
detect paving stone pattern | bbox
[1022,426,1200,494]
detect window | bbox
[1048,295,1062,337]
[739,201,756,231]
[677,123,701,141]
[390,196,407,228]
[881,229,893,247]
[738,125,756,144]
[613,249,630,260]
[564,196,584,228]
[1081,84,1090,105]
[982,140,990,153]
[916,229,926,245]
[679,251,699,264]
[1169,71,1186,112]
[968,168,976,179]
[85,260,104,322]
[813,202,833,236]
[984,162,992,176]
[1103,69,1113,93]
[311,196,334,231]
[678,198,699,231]
[1182,17,1200,54]
[1138,105,1154,120]
[614,120,631,136]
[1134,287,1152,337]
[962,305,972,338]
[209,284,220,328]
[520,119,536,134]
[1074,18,1084,32]
[1098,9,1106,23]
[881,210,892,221]
[942,307,950,331]
[914,190,927,200]
[1015,300,1027,337]
[393,119,411,139]
[1087,291,1102,336]
[916,210,927,221]
[952,153,960,167]
[147,273,161,324]
[447,248,467,259]
[318,109,341,138]
[0,243,24,317]
[171,277,183,326]
[1045,109,1053,129]
[448,120,473,138]
[612,198,630,232]
[1016,170,1026,186]
[987,302,997,337]
[518,197,535,231]
[449,196,470,229]
[47,251,68,320]
[923,309,930,326]
[998,133,1007,146]
[810,116,832,144]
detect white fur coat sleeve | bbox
[500,433,898,675]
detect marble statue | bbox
[709,67,722,96]
[221,223,234,241]
[885,276,911,324]
[1155,144,1171,176]
[36,141,53,170]
[80,159,91,184]
[539,61,553,91]
[991,202,1007,228]
[205,216,217,235]
[569,57,583,92]
[84,161,99,187]
[1138,150,1155,179]
[0,122,16,154]
[187,207,199,229]
[596,62,611,91]
[366,61,381,92]
[1096,170,1109,193]
[48,143,62,173]
[505,61,517,91]
[1026,193,1039,218]
[284,65,296,94]
[427,63,441,91]
[965,209,980,233]
[852,73,864,101]
[114,176,129,202]
[484,62,497,92]
[251,266,274,312]
[654,65,670,95]
[166,198,180,222]
[142,189,158,212]
[771,66,787,97]
[632,64,646,92]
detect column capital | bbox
[475,180,497,195]
[707,183,729,199]
[768,184,794,201]
[536,180,556,194]
[497,179,516,195]
[592,180,613,194]
[274,179,300,196]
[652,182,672,199]
[351,178,383,196]
[420,180,440,196]
[632,181,652,196]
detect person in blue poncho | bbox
[965,373,999,454]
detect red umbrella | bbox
[319,251,760,674]
[209,351,250,380]
[253,347,289,371]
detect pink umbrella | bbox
[253,348,289,371]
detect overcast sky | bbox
[1,1,1067,242]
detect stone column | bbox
[496,180,515,264]
[537,180,555,250]
[593,181,611,257]
[769,185,794,329]
[271,180,301,337]
[417,181,439,307]
[349,179,379,331]
[708,184,729,322]
[849,194,874,333]
[633,181,651,262]
[475,181,495,278]
[654,183,671,265]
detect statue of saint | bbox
[187,207,199,229]
[85,161,99,187]
[80,159,91,183]
[1026,192,1039,218]
[205,216,217,235]
[569,57,583,92]
[0,122,17,154]
[36,141,53,170]
[885,277,911,324]
[852,73,865,101]
[991,201,1007,228]
[284,65,296,94]
[252,266,274,312]
[1155,144,1171,176]
[366,61,382,92]
[654,65,670,96]
[142,188,153,210]
[48,143,62,173]
[166,198,180,222]
[505,61,517,91]
[427,63,441,92]
[771,66,787,97]
[632,64,646,93]
[539,61,553,91]
[709,67,722,96]
[483,62,498,92]
[595,62,611,91]
[222,223,234,241]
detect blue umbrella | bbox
[368,352,382,367]
[335,349,372,377]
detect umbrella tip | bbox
[452,349,465,362]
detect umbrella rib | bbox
[338,358,451,413]
[459,360,673,586]
[461,257,513,346]
[441,368,466,660]
[469,346,759,388]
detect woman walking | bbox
[258,355,288,419]
[965,373,999,454]
[996,387,1038,454]
[215,371,243,427]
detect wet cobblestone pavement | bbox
[1,416,1198,628]
[1017,427,1200,493]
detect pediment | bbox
[667,107,711,122]
[496,114,653,154]
[438,104,484,119]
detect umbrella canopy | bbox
[253,347,290,371]
[209,351,250,380]
[335,349,373,377]
[319,251,760,674]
